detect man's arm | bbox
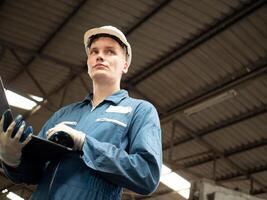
[82,101,162,195]
[1,158,45,185]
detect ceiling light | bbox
[5,90,37,110]
[161,164,191,199]
[6,192,24,200]
[184,89,237,116]
[2,189,8,193]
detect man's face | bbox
[87,37,129,84]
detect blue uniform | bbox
[3,90,162,199]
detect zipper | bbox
[47,160,61,200]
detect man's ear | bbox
[122,62,129,74]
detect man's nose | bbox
[96,52,104,62]
[96,55,104,62]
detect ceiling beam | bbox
[0,39,81,72]
[180,138,267,169]
[172,150,213,163]
[2,0,266,124]
[9,49,57,110]
[24,53,267,122]
[3,0,266,125]
[160,56,267,124]
[19,0,174,118]
[123,0,266,117]
[217,163,267,182]
[250,188,267,195]
[6,0,88,86]
[123,0,266,86]
[148,184,267,199]
[24,67,85,119]
[5,1,265,117]
[2,0,171,118]
[125,0,172,35]
[163,104,267,151]
[174,119,267,193]
[4,0,172,88]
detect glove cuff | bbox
[73,131,86,151]
[1,156,21,168]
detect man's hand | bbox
[0,114,32,167]
[46,121,85,151]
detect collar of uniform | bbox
[83,93,93,103]
[105,89,129,104]
[83,89,128,105]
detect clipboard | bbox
[22,134,74,161]
[0,77,11,120]
[0,77,74,162]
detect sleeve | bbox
[1,159,45,185]
[82,101,162,195]
[2,108,65,184]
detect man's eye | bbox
[89,50,97,55]
[106,49,115,54]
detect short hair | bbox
[87,33,128,56]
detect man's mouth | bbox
[93,64,107,69]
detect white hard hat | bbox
[84,25,132,66]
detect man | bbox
[0,26,162,199]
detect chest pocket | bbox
[91,112,130,147]
[97,105,131,129]
[96,117,127,127]
[95,112,128,132]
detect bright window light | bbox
[160,164,191,199]
[29,94,43,102]
[160,172,191,191]
[6,90,37,110]
[6,192,24,200]
[161,164,172,175]
[177,189,190,199]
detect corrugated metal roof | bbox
[0,0,266,199]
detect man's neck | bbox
[92,83,120,108]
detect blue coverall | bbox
[3,90,162,200]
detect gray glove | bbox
[47,121,85,151]
[0,114,32,167]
